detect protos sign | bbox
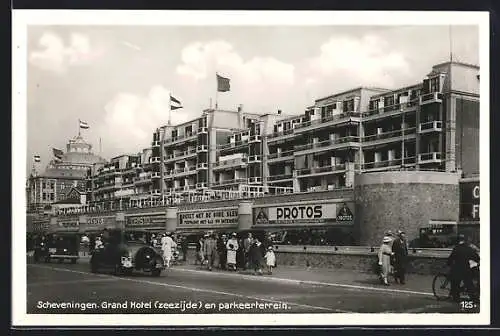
[459,181,480,221]
[255,201,354,225]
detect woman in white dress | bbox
[161,232,176,268]
[226,233,239,271]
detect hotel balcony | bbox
[248,177,262,184]
[295,164,347,178]
[196,182,208,189]
[151,156,161,164]
[163,131,198,146]
[266,129,295,143]
[212,178,248,187]
[198,126,208,134]
[217,140,249,152]
[151,172,161,179]
[86,188,92,192]
[361,157,416,171]
[294,111,362,134]
[164,170,174,179]
[362,127,417,147]
[165,148,197,163]
[197,162,208,169]
[361,100,419,122]
[248,155,262,163]
[249,134,262,143]
[197,145,208,152]
[152,140,160,147]
[114,189,135,198]
[418,121,443,134]
[294,136,360,156]
[134,175,152,185]
[267,150,294,163]
[213,157,248,171]
[267,173,294,183]
[418,152,444,164]
[151,189,161,196]
[419,92,443,105]
[173,166,197,177]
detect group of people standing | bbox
[196,232,276,275]
[377,230,409,286]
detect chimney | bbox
[237,104,243,129]
[277,109,282,115]
[238,104,243,112]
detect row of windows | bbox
[42,193,55,201]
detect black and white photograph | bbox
[12,10,489,326]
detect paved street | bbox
[26,258,479,315]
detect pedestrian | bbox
[217,234,228,270]
[392,230,409,284]
[94,236,103,250]
[236,237,245,269]
[447,234,480,303]
[226,233,239,271]
[203,233,218,271]
[248,237,265,275]
[264,246,276,275]
[243,232,253,269]
[161,232,177,268]
[180,236,189,262]
[196,236,205,265]
[378,236,394,286]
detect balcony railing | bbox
[295,164,347,177]
[197,145,208,152]
[249,134,262,143]
[248,177,262,184]
[198,127,208,134]
[420,92,443,105]
[151,172,161,179]
[212,178,248,186]
[197,162,208,169]
[248,155,262,163]
[418,152,443,163]
[362,157,416,170]
[196,182,208,189]
[163,131,198,145]
[152,140,160,147]
[267,174,294,182]
[217,139,249,151]
[362,127,417,143]
[151,157,161,163]
[267,150,294,161]
[134,175,152,184]
[213,157,248,169]
[267,128,295,140]
[419,121,443,133]
[151,189,161,196]
[294,136,360,152]
[362,99,419,118]
[294,111,362,131]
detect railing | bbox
[420,92,443,104]
[213,157,247,168]
[294,136,360,152]
[248,155,262,163]
[151,157,161,163]
[163,131,198,145]
[419,121,443,132]
[267,150,294,160]
[151,140,160,147]
[212,178,248,186]
[362,157,416,170]
[362,127,417,142]
[197,145,208,152]
[249,135,261,142]
[294,111,362,130]
[295,164,346,176]
[267,128,294,139]
[418,152,443,162]
[248,177,262,184]
[217,139,249,151]
[197,163,208,169]
[151,172,161,179]
[198,127,208,133]
[134,175,152,183]
[267,174,293,181]
[362,99,419,117]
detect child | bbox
[264,246,276,275]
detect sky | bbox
[26,24,479,175]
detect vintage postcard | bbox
[12,10,490,326]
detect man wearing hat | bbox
[447,234,480,302]
[217,234,228,270]
[391,230,409,284]
[226,233,239,271]
[202,232,217,271]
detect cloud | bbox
[306,34,411,89]
[176,40,295,112]
[29,32,102,73]
[99,86,191,156]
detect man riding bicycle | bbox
[447,234,480,303]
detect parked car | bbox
[34,233,80,264]
[90,229,165,276]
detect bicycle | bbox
[432,264,479,301]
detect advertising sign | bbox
[55,219,80,232]
[254,201,354,226]
[83,216,115,231]
[126,214,165,229]
[179,207,238,227]
[459,181,480,221]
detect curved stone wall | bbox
[354,171,460,246]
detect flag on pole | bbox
[217,74,230,92]
[79,120,90,129]
[170,95,183,110]
[34,155,41,163]
[52,148,64,159]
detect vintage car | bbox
[90,229,165,276]
[33,233,80,264]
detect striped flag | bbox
[170,95,182,110]
[52,148,64,159]
[34,155,41,163]
[79,120,90,129]
[217,74,230,92]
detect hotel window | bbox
[42,193,46,201]
[369,100,378,111]
[430,77,440,93]
[50,193,54,201]
[342,99,354,112]
[384,96,395,108]
[42,182,46,189]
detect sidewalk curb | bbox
[171,267,434,297]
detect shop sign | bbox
[459,181,480,221]
[254,201,354,225]
[179,208,238,227]
[83,216,115,231]
[126,214,165,228]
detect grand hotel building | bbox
[37,61,479,246]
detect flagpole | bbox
[215,72,219,110]
[78,119,81,137]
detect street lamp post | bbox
[401,108,405,169]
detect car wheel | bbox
[152,269,161,277]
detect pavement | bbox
[26,256,480,314]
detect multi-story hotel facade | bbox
[36,61,480,246]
